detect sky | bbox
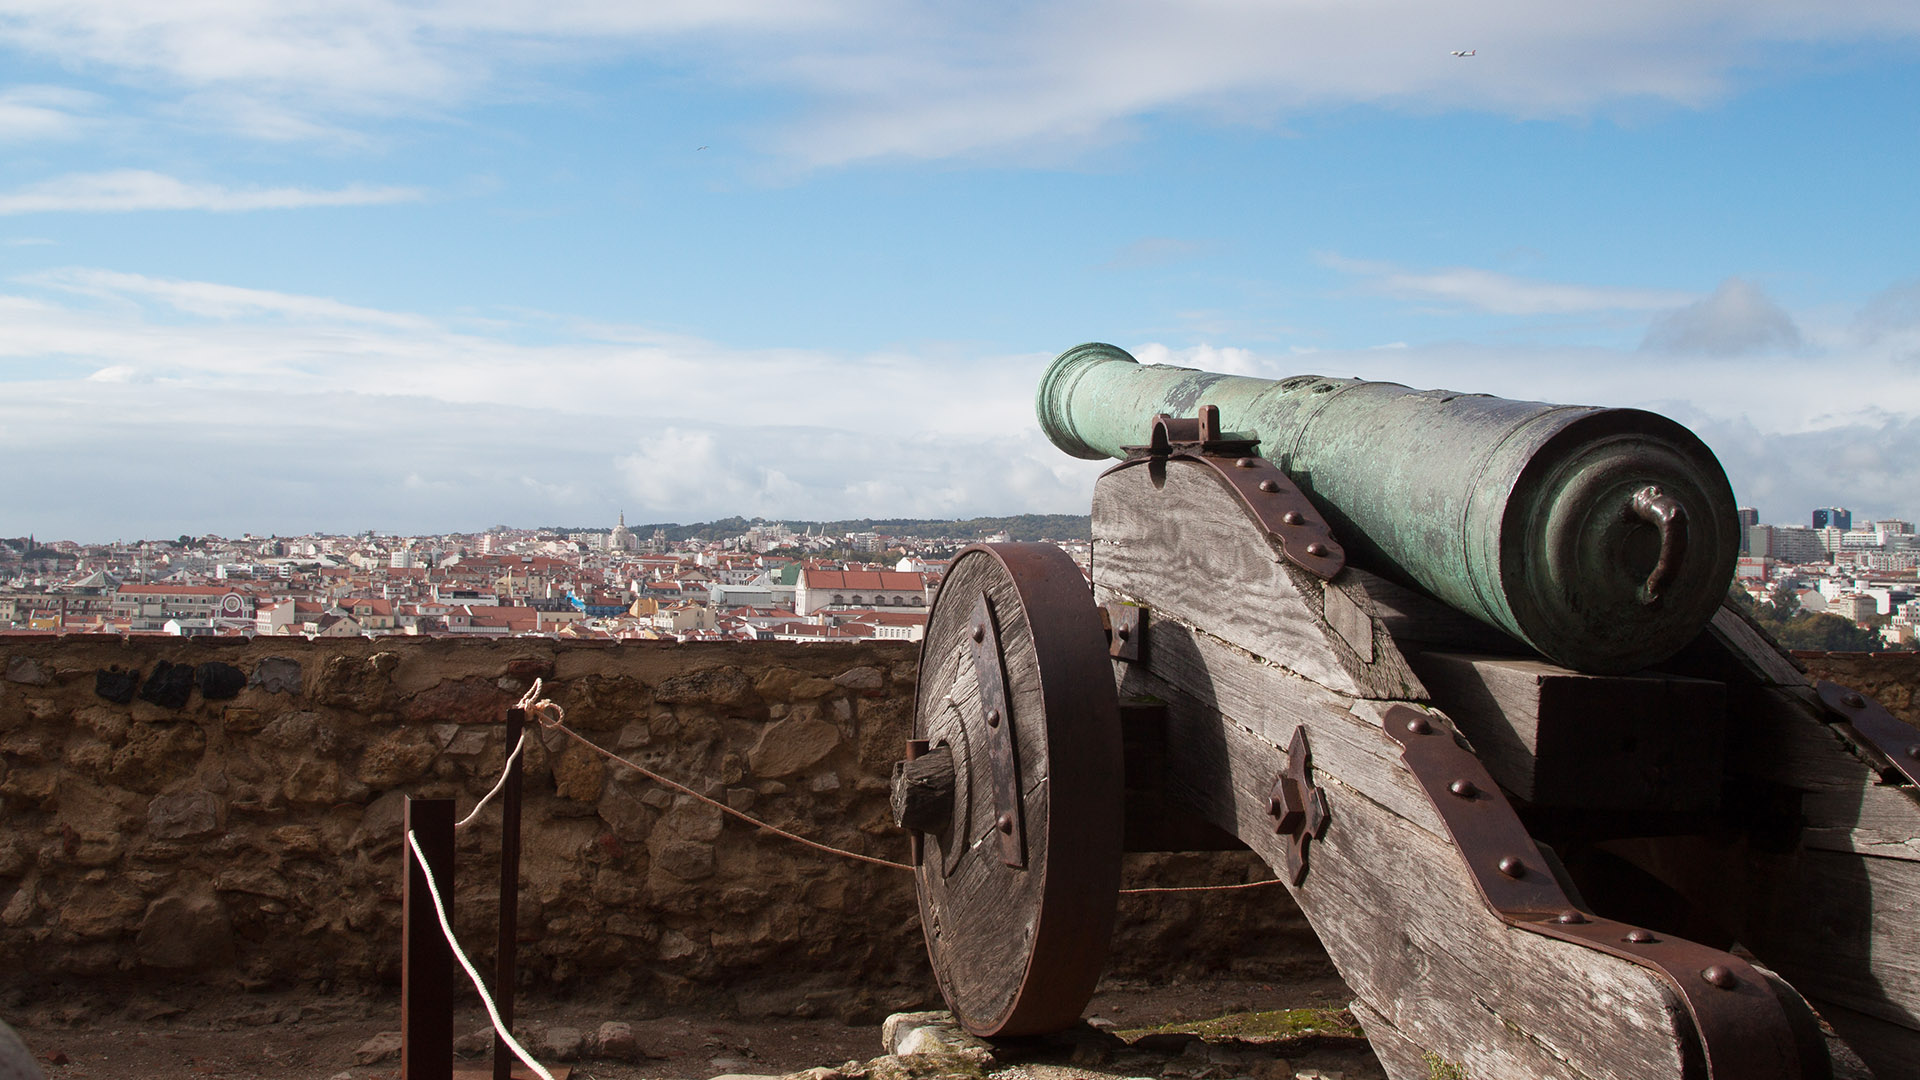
[3,2,1920,543]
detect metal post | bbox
[493,708,526,1080]
[402,797,455,1080]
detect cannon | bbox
[892,344,1920,1079]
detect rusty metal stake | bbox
[403,797,455,1080]
[492,708,526,1080]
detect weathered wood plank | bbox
[1099,601,1447,837]
[1405,651,1725,810]
[1625,624,1920,1077]
[1708,604,1808,687]
[1146,691,1693,1080]
[1342,569,1530,656]
[1093,459,1424,701]
[915,553,1060,1025]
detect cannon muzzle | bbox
[1037,342,1739,674]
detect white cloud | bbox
[1641,277,1802,355]
[0,170,422,214]
[3,263,1917,539]
[2,3,1918,158]
[0,84,95,139]
[1324,254,1695,315]
[0,266,1086,538]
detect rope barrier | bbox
[508,679,1286,890]
[455,730,526,833]
[1119,879,1287,895]
[516,679,912,871]
[406,828,555,1080]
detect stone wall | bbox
[1800,651,1920,723]
[0,637,1313,1020]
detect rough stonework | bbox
[1800,651,1920,723]
[0,637,1316,1018]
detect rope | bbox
[406,829,555,1080]
[455,731,526,832]
[509,678,1290,890]
[516,679,913,871]
[1120,878,1287,895]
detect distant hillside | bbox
[539,514,1091,544]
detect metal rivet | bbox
[1448,779,1478,798]
[1235,457,1258,469]
[1844,691,1866,708]
[997,813,1015,834]
[1497,856,1524,878]
[986,709,1001,728]
[1406,716,1432,735]
[1624,929,1656,944]
[971,624,986,643]
[1555,911,1587,925]
[1116,627,1130,640]
[1907,744,1920,760]
[1282,511,1305,525]
[1702,965,1738,989]
[1306,542,1329,557]
[1258,479,1280,493]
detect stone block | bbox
[147,790,220,839]
[833,666,885,691]
[136,888,233,969]
[592,1020,641,1061]
[138,661,196,709]
[249,657,302,694]
[353,1032,402,1065]
[357,729,438,787]
[4,657,51,686]
[404,677,509,725]
[655,665,754,706]
[193,661,248,701]
[94,666,139,705]
[553,741,607,803]
[748,717,841,779]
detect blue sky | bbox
[3,2,1920,542]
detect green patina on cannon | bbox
[894,343,1920,1080]
[1037,342,1739,675]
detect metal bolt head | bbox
[971,624,986,643]
[1406,716,1432,735]
[1448,779,1478,798]
[1555,911,1587,925]
[986,709,1001,728]
[1305,542,1329,557]
[1624,929,1656,944]
[1496,856,1525,878]
[1907,744,1920,760]
[996,812,1015,834]
[1844,691,1866,708]
[1258,479,1280,493]
[1702,965,1738,989]
[1282,511,1305,525]
[1235,457,1258,469]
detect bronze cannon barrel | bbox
[1037,342,1739,674]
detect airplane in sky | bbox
[1451,49,1477,57]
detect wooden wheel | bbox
[908,542,1123,1037]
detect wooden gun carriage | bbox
[890,344,1920,1080]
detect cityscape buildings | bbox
[0,517,1097,646]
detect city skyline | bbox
[3,6,1920,538]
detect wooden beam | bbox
[402,797,454,1080]
[1404,651,1725,811]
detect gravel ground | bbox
[5,975,1383,1080]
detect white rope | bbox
[455,731,527,832]
[406,829,556,1080]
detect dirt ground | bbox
[6,974,1381,1080]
